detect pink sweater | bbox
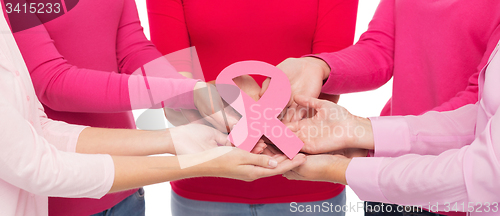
[348,40,500,216]
[316,0,500,116]
[12,0,197,215]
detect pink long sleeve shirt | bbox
[9,0,198,215]
[0,9,114,216]
[316,0,500,116]
[347,41,500,216]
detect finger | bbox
[282,103,298,124]
[273,154,289,163]
[251,142,267,154]
[291,105,310,122]
[262,147,275,157]
[259,77,271,97]
[205,115,229,133]
[265,144,281,155]
[213,129,232,147]
[243,153,279,168]
[252,153,307,177]
[294,95,326,110]
[222,105,240,130]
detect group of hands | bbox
[166,57,375,185]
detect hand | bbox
[261,57,330,123]
[286,95,374,154]
[233,75,261,101]
[193,82,240,133]
[188,147,307,182]
[169,124,266,155]
[283,154,350,185]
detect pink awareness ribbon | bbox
[216,61,304,158]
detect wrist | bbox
[303,57,331,80]
[162,129,176,154]
[327,157,351,185]
[354,117,375,150]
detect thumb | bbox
[245,153,278,168]
[259,78,271,97]
[294,95,325,110]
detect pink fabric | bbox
[316,0,500,116]
[10,0,197,215]
[347,42,500,216]
[0,9,114,216]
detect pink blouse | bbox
[0,9,114,216]
[347,42,500,216]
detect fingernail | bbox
[269,159,278,168]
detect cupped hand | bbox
[189,147,307,182]
[283,154,350,185]
[193,82,240,133]
[170,123,266,155]
[286,95,374,154]
[169,123,232,155]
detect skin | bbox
[286,95,374,154]
[75,124,306,193]
[281,95,377,185]
[261,57,337,123]
[74,77,287,194]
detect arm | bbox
[288,96,476,156]
[430,25,500,112]
[315,0,395,94]
[13,4,197,113]
[117,0,188,79]
[370,104,478,157]
[0,95,113,198]
[347,107,500,208]
[2,100,305,197]
[288,106,500,210]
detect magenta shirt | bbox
[317,0,500,116]
[12,0,197,215]
[348,41,500,216]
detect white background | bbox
[133,0,387,215]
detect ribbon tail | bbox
[265,123,304,159]
[228,117,261,152]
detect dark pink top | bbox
[12,0,197,215]
[147,0,358,203]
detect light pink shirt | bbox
[347,41,500,216]
[0,10,114,216]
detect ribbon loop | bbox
[216,61,304,158]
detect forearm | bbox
[76,128,175,156]
[109,155,198,193]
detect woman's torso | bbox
[150,0,357,203]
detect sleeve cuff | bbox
[346,157,390,203]
[303,53,344,94]
[67,125,89,153]
[97,154,115,199]
[369,116,411,157]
